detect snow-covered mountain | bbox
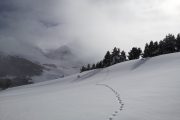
[45,45,84,75]
[0,52,180,120]
[0,54,43,88]
[33,45,84,82]
[0,44,84,83]
[46,45,75,60]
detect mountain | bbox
[46,45,74,60]
[33,45,84,82]
[0,52,180,120]
[45,45,84,75]
[0,54,43,89]
[0,44,84,84]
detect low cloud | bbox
[0,0,180,60]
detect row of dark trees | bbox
[143,34,180,57]
[80,33,180,72]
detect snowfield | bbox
[0,53,180,120]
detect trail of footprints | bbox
[96,84,124,120]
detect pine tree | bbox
[153,41,159,56]
[120,50,126,62]
[103,51,111,67]
[87,64,91,70]
[99,61,104,68]
[96,61,104,68]
[92,64,96,69]
[143,41,159,58]
[112,47,119,56]
[143,43,150,58]
[111,47,120,64]
[128,47,142,60]
[96,62,100,68]
[176,33,180,51]
[163,34,176,54]
[148,41,154,57]
[158,40,165,55]
[80,66,86,72]
[148,41,159,57]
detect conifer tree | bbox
[176,34,180,51]
[103,51,111,67]
[143,43,150,58]
[112,47,120,57]
[80,33,180,73]
[120,50,127,62]
[111,47,120,64]
[148,41,159,57]
[158,40,165,55]
[87,64,91,70]
[92,64,96,69]
[128,47,142,60]
[153,41,159,56]
[148,41,154,57]
[96,61,104,68]
[163,34,176,54]
[96,62,100,68]
[99,61,104,68]
[80,66,86,72]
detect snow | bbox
[4,44,85,83]
[0,52,180,120]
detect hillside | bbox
[0,44,85,83]
[0,54,43,89]
[0,52,180,120]
[32,45,85,82]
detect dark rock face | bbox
[0,55,43,89]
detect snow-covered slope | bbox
[0,53,180,120]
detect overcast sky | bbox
[0,0,180,59]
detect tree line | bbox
[80,33,180,72]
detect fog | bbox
[0,0,180,60]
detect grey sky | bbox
[0,0,180,59]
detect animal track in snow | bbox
[96,84,124,120]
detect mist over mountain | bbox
[0,53,43,89]
[0,0,180,86]
[0,42,86,85]
[33,45,86,82]
[1,0,180,119]
[1,0,180,60]
[46,45,74,60]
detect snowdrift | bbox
[0,52,180,120]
